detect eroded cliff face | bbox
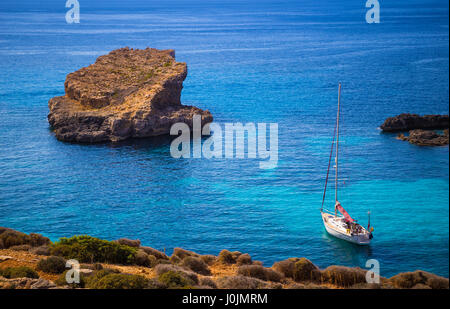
[48,47,213,143]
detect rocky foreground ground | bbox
[380,113,449,146]
[0,227,448,289]
[48,47,212,143]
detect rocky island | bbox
[1,227,448,289]
[48,47,213,143]
[380,113,449,146]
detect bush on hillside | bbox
[200,255,216,266]
[50,235,137,264]
[217,249,235,264]
[37,256,67,274]
[114,238,141,248]
[236,253,252,266]
[158,271,195,289]
[147,255,171,267]
[272,258,301,278]
[181,256,211,275]
[55,270,88,288]
[321,266,367,287]
[29,233,51,247]
[237,265,283,282]
[135,249,150,267]
[0,229,30,249]
[0,266,39,279]
[154,264,198,284]
[140,246,168,260]
[389,270,449,289]
[172,248,199,260]
[87,273,150,289]
[0,228,50,249]
[199,277,217,288]
[215,275,269,289]
[292,258,321,282]
[170,255,182,265]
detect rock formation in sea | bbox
[48,47,213,143]
[397,129,449,146]
[381,113,449,146]
[380,113,448,132]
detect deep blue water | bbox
[0,0,448,278]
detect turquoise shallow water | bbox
[0,0,448,277]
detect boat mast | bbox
[335,83,341,217]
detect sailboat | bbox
[320,83,374,245]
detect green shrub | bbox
[55,270,87,288]
[88,273,150,289]
[181,256,211,275]
[37,256,67,274]
[50,235,137,264]
[158,271,194,289]
[0,266,39,279]
[85,268,120,287]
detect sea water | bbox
[0,0,448,277]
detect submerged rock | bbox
[48,47,213,143]
[397,129,449,146]
[380,113,448,132]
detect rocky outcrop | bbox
[381,114,449,146]
[397,129,449,146]
[0,277,57,289]
[380,113,448,132]
[48,47,213,143]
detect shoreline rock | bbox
[48,47,213,143]
[380,113,449,132]
[381,113,449,146]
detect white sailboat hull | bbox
[321,212,371,245]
